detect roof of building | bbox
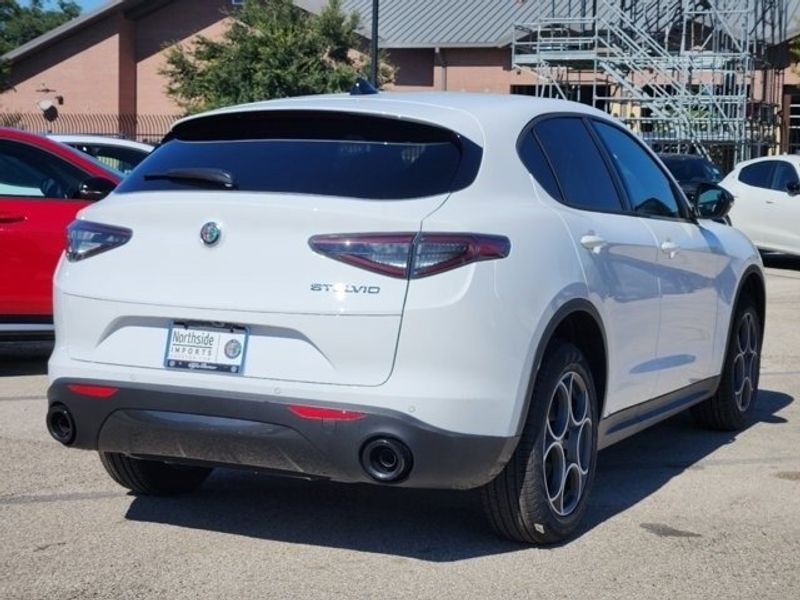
[3,0,798,63]
[0,0,327,63]
[341,0,556,48]
[4,0,141,63]
[342,0,800,48]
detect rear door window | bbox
[116,111,481,200]
[533,117,623,212]
[739,161,776,189]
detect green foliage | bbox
[1,0,81,89]
[161,0,393,113]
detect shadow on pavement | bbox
[583,388,791,537]
[0,342,52,377]
[761,252,800,271]
[124,388,792,561]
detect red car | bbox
[0,128,120,339]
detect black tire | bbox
[692,301,762,431]
[99,452,212,495]
[482,340,598,544]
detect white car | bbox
[49,135,153,174]
[47,91,765,544]
[722,155,800,256]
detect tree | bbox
[792,35,799,75]
[1,0,81,89]
[161,0,393,113]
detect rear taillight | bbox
[413,233,511,278]
[66,220,132,262]
[309,233,510,279]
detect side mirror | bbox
[75,177,116,202]
[694,182,733,221]
[787,181,800,196]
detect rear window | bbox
[70,143,149,174]
[660,156,722,184]
[115,111,481,199]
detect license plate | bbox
[164,322,248,375]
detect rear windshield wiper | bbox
[143,168,237,190]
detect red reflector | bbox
[288,405,366,421]
[67,384,118,398]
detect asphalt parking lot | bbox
[1,257,799,600]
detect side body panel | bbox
[0,131,116,319]
[641,218,723,396]
[758,160,800,254]
[549,207,661,416]
[0,197,89,315]
[697,220,764,377]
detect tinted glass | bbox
[0,140,86,199]
[659,155,721,184]
[533,118,622,212]
[739,161,775,188]
[771,162,799,192]
[70,143,148,174]
[518,132,561,200]
[594,122,682,218]
[117,112,480,200]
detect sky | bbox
[75,0,106,10]
[22,0,108,11]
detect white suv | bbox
[721,155,800,257]
[47,92,765,544]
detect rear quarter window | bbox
[517,132,562,200]
[116,111,481,200]
[532,117,623,213]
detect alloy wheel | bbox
[542,371,593,517]
[733,311,759,412]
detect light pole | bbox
[370,0,379,86]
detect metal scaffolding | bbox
[512,0,789,168]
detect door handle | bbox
[0,213,26,224]
[580,234,607,254]
[766,200,775,204]
[660,240,680,258]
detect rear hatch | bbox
[63,110,482,386]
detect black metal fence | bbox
[0,113,178,144]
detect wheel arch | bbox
[719,264,766,372]
[735,264,766,334]
[514,299,608,437]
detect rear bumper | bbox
[47,380,518,490]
